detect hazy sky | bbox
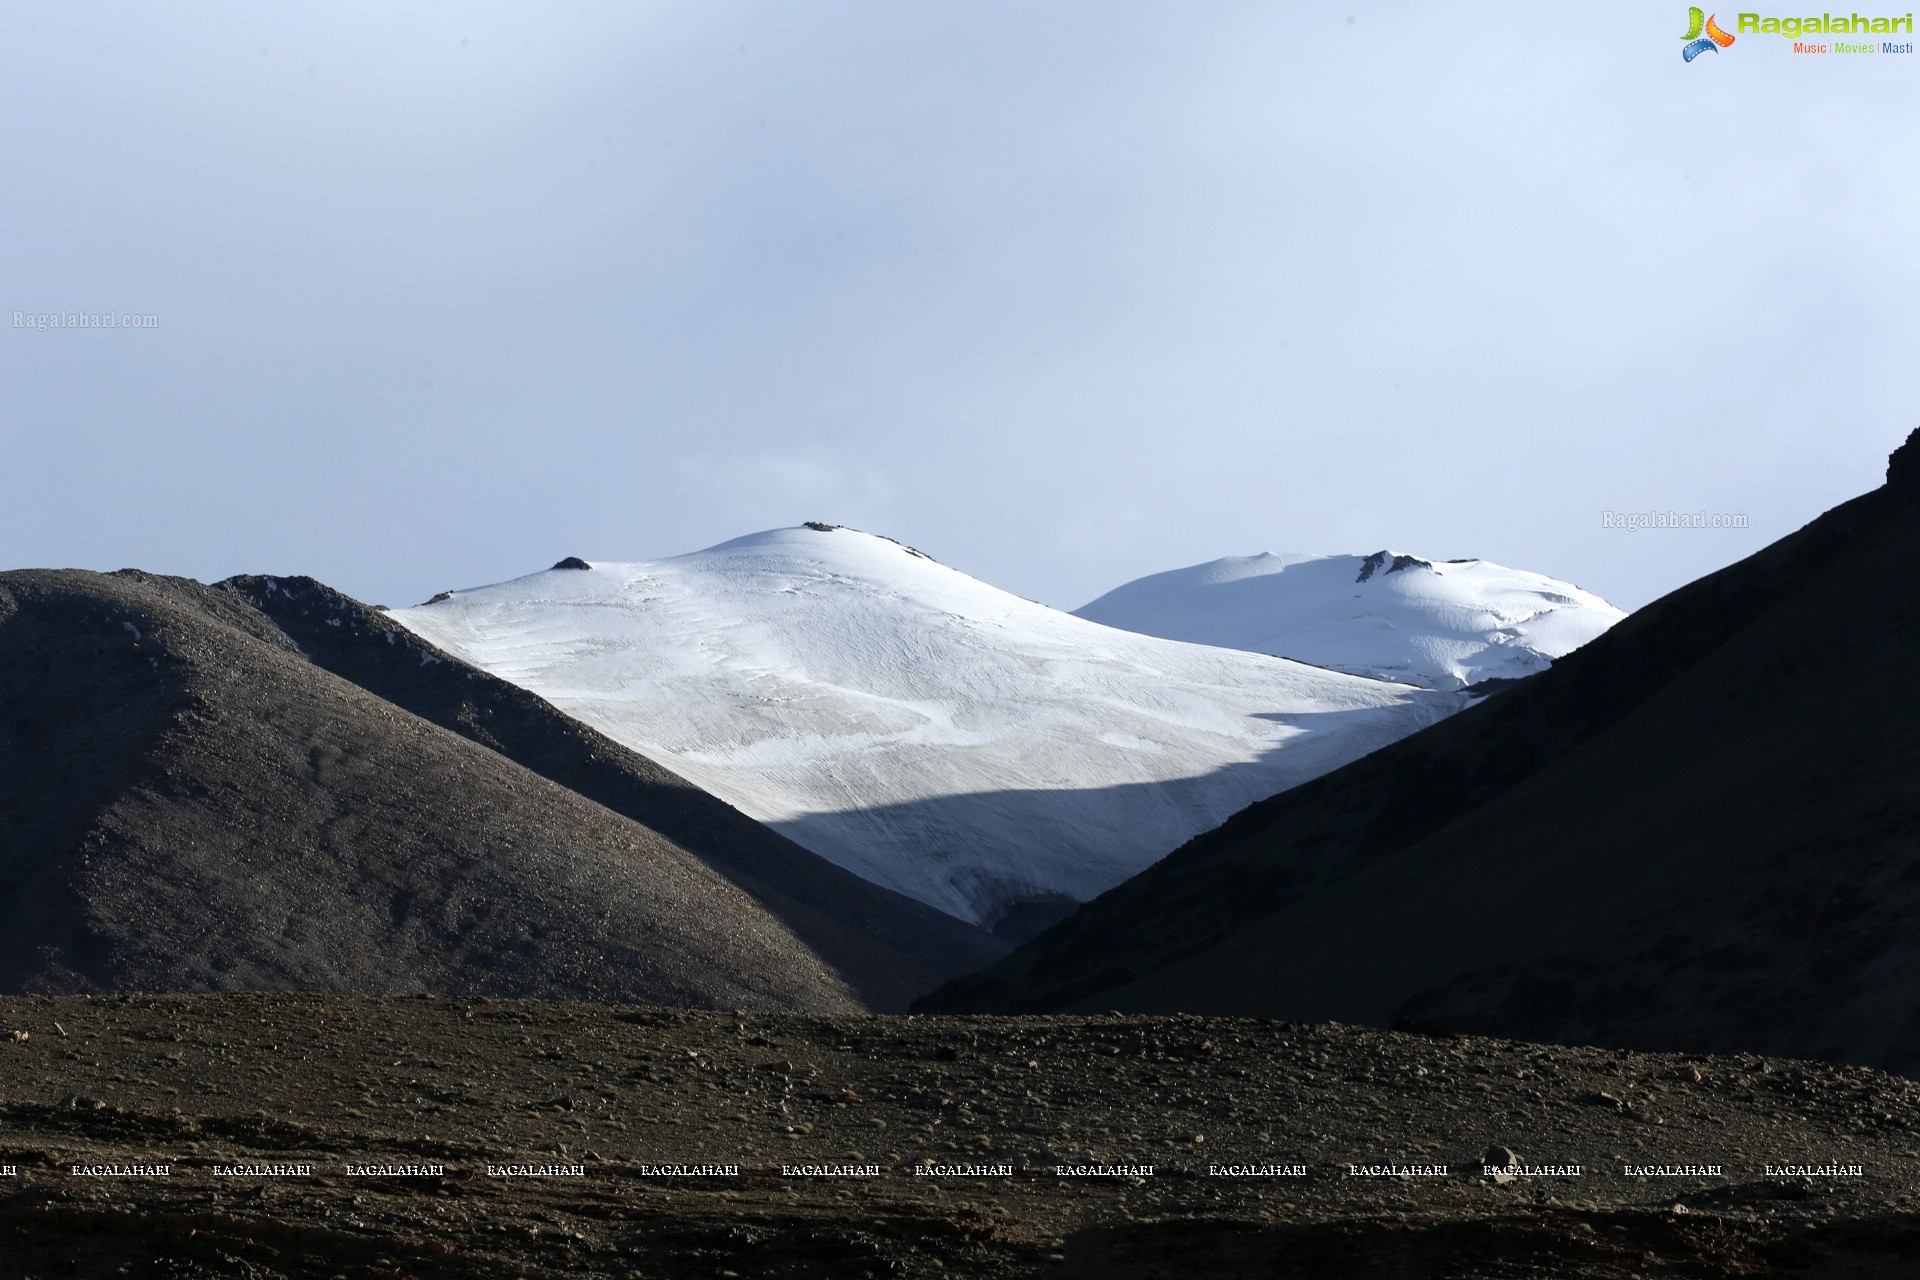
[5,3,1915,613]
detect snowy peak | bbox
[706,522,933,559]
[801,521,939,561]
[1075,551,1625,692]
[393,527,1459,932]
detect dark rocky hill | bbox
[0,569,1000,1010]
[216,572,1004,1005]
[922,429,1920,1074]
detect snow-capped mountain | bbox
[392,526,1459,934]
[1074,551,1625,691]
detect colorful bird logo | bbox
[1681,8,1736,60]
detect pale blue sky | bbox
[4,2,1915,612]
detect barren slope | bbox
[215,572,1003,1006]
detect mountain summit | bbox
[393,525,1458,936]
[1075,550,1624,690]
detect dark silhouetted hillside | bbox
[923,429,1920,1074]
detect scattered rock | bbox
[1390,1017,1458,1039]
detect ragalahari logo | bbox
[1682,7,1738,58]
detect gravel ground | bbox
[4,995,1920,1277]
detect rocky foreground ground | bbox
[3,995,1920,1278]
